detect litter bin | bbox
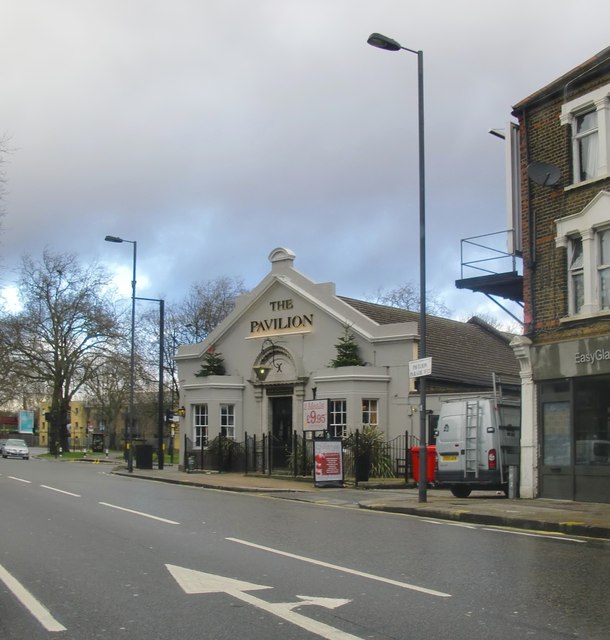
[411,445,436,483]
[135,444,154,470]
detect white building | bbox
[176,248,519,471]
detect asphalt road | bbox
[1,457,609,639]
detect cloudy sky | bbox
[1,1,608,323]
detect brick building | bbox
[510,47,610,502]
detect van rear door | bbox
[436,402,466,480]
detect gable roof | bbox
[339,297,520,388]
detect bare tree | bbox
[180,276,247,342]
[82,352,131,449]
[0,250,121,453]
[371,283,452,317]
[457,312,522,335]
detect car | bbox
[0,439,7,455]
[2,438,29,460]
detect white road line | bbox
[41,485,81,498]
[98,502,180,525]
[481,527,586,543]
[422,519,477,529]
[226,537,451,598]
[8,476,31,484]
[0,564,66,632]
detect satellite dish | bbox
[527,161,561,186]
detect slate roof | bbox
[339,296,520,389]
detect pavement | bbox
[106,460,610,541]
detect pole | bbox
[128,241,137,473]
[158,299,165,469]
[366,35,428,501]
[416,50,428,503]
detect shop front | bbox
[534,337,610,503]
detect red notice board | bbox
[313,439,344,487]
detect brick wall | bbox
[517,75,610,346]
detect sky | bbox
[1,1,608,325]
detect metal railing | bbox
[460,229,521,279]
[184,430,421,481]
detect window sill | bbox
[564,173,610,191]
[559,309,610,324]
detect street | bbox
[1,457,609,639]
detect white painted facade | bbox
[176,249,418,457]
[176,248,519,469]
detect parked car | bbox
[0,439,7,455]
[2,439,30,460]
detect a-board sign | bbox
[313,438,344,486]
[303,399,328,432]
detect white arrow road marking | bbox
[99,502,180,525]
[290,595,352,610]
[166,565,270,594]
[166,565,361,640]
[227,537,451,598]
[0,564,66,632]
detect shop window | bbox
[542,401,571,465]
[574,377,610,465]
[220,404,235,439]
[361,399,378,428]
[560,83,610,186]
[541,377,610,467]
[194,404,208,448]
[329,400,346,438]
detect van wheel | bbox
[450,485,472,498]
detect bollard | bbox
[508,465,519,499]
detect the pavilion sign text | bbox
[250,298,314,334]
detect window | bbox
[541,377,610,467]
[329,400,347,438]
[575,110,599,182]
[220,404,235,439]
[361,399,378,428]
[194,404,208,448]
[556,192,610,318]
[569,236,584,314]
[599,228,610,308]
[560,83,610,186]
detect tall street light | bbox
[367,32,428,502]
[105,235,137,473]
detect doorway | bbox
[270,396,292,469]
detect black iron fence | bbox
[184,430,420,481]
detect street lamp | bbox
[105,234,137,473]
[367,33,428,502]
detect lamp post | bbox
[367,33,428,502]
[105,235,137,473]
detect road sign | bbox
[166,565,359,640]
[408,357,432,378]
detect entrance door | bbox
[271,396,292,469]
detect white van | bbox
[434,398,520,498]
